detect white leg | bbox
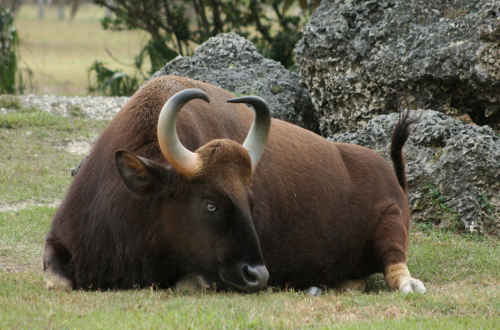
[44,267,73,290]
[385,262,427,294]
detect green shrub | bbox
[0,6,31,94]
[87,60,140,96]
[0,6,18,94]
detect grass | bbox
[1,208,500,328]
[0,206,52,268]
[15,4,151,96]
[0,100,108,204]
[1,98,500,328]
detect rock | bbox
[149,32,316,130]
[71,154,88,177]
[329,110,500,235]
[304,286,321,297]
[296,0,500,136]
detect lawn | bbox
[1,97,500,328]
[15,4,151,96]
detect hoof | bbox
[45,268,73,290]
[304,286,321,297]
[385,263,427,294]
[174,274,210,293]
[336,279,366,293]
[400,279,427,294]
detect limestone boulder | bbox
[296,0,500,135]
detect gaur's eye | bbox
[206,203,217,213]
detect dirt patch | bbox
[0,200,61,213]
[0,255,42,273]
[65,139,93,156]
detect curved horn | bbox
[227,96,271,171]
[157,89,210,177]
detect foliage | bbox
[89,0,322,96]
[0,6,18,94]
[0,6,33,94]
[93,0,321,72]
[87,60,141,96]
[479,194,499,234]
[415,182,499,235]
[270,84,284,94]
[139,38,179,74]
[87,35,181,95]
[414,181,461,231]
[479,194,494,215]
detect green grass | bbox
[0,101,108,204]
[1,206,500,328]
[1,103,500,328]
[409,231,500,285]
[1,221,500,328]
[0,206,52,268]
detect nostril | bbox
[241,264,269,292]
[242,265,257,282]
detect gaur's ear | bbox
[115,150,165,195]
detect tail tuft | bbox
[390,108,420,194]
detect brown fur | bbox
[390,110,420,193]
[44,76,422,292]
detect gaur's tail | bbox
[390,108,420,194]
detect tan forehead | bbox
[193,139,253,185]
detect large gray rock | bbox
[296,0,500,136]
[150,33,316,130]
[330,110,500,235]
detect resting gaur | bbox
[44,75,426,295]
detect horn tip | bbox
[227,96,265,104]
[201,93,210,103]
[196,89,210,103]
[183,88,210,103]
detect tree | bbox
[93,0,321,72]
[0,0,22,16]
[0,5,18,94]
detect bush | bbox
[0,6,31,94]
[0,6,18,94]
[94,0,321,71]
[87,60,141,96]
[89,0,321,96]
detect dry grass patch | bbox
[16,4,151,95]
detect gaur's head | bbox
[115,89,270,292]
